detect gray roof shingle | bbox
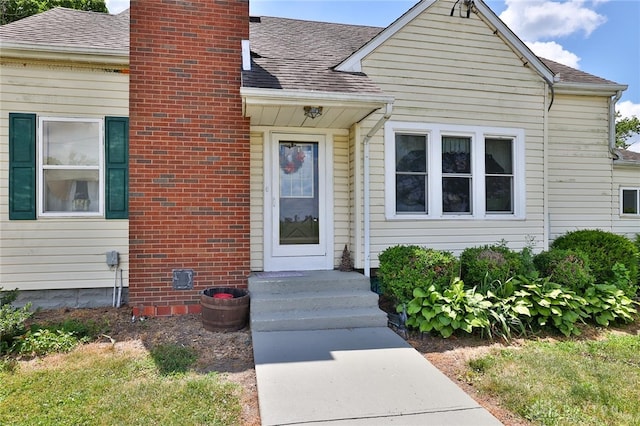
[540,57,618,85]
[243,16,384,93]
[0,7,129,51]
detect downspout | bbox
[363,102,393,277]
[609,90,623,232]
[609,90,623,155]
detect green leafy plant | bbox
[581,264,639,327]
[481,278,530,341]
[551,230,639,294]
[511,275,588,337]
[16,329,82,356]
[378,245,458,304]
[0,288,32,355]
[405,278,491,338]
[534,248,595,293]
[460,243,524,288]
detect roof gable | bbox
[336,0,554,83]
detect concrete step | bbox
[249,270,387,332]
[251,289,380,313]
[251,307,388,332]
[248,270,371,295]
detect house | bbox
[1,0,638,313]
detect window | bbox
[485,138,514,213]
[8,113,128,220]
[621,188,640,215]
[395,134,428,213]
[40,118,102,215]
[384,122,524,219]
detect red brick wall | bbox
[129,0,250,316]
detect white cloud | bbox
[525,41,581,68]
[500,0,607,41]
[617,100,640,119]
[105,0,129,14]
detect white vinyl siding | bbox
[359,0,546,266]
[249,131,265,271]
[0,60,129,291]
[547,94,613,239]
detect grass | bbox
[468,333,640,425]
[0,343,241,425]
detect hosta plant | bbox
[405,278,491,338]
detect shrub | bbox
[0,288,32,355]
[460,244,524,288]
[378,245,458,304]
[533,249,595,293]
[582,283,638,327]
[551,230,638,294]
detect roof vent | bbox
[249,16,261,23]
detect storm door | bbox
[265,133,333,271]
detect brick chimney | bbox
[129,0,250,316]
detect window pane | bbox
[622,190,638,214]
[396,175,426,212]
[44,169,100,212]
[485,138,512,174]
[486,176,513,212]
[43,121,100,166]
[396,134,426,172]
[443,177,471,213]
[442,137,471,173]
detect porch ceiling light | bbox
[303,106,323,119]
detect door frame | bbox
[263,131,334,271]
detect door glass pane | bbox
[279,142,319,245]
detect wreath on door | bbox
[280,146,306,174]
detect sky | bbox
[106,0,640,148]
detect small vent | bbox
[249,16,261,23]
[172,269,194,290]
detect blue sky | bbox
[106,0,639,146]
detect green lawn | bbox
[0,343,241,425]
[468,333,640,425]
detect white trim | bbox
[384,121,526,220]
[242,40,251,71]
[0,43,128,65]
[241,87,394,107]
[263,131,335,271]
[38,117,105,218]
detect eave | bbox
[0,42,128,66]
[241,87,394,128]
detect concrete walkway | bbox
[252,327,502,425]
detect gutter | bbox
[362,102,393,277]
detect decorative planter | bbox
[201,287,250,332]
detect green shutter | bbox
[9,113,37,220]
[105,116,129,219]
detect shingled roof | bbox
[0,7,129,51]
[0,7,623,92]
[540,57,619,85]
[243,16,384,94]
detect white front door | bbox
[264,132,333,271]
